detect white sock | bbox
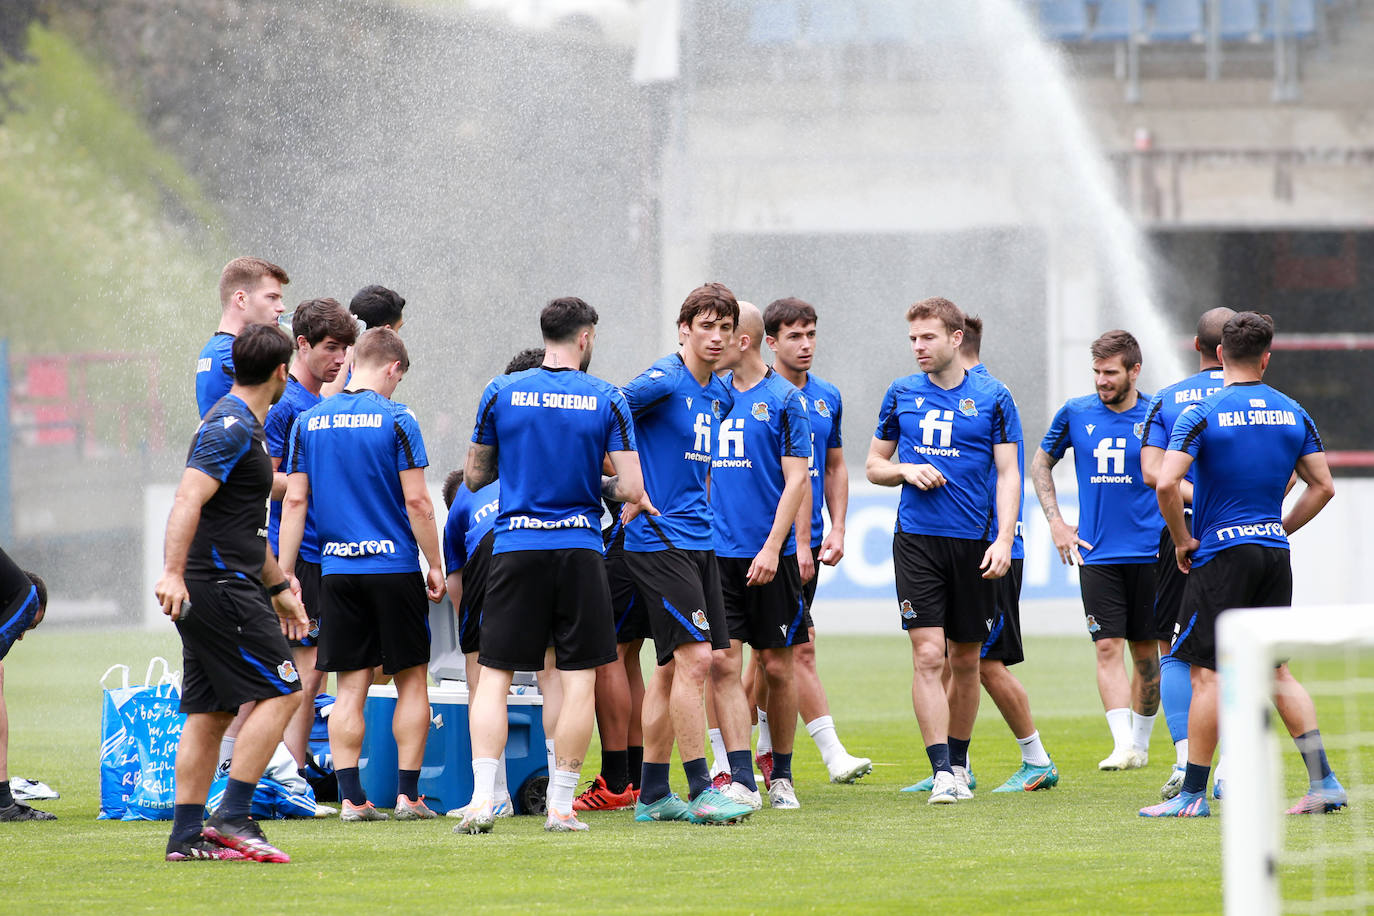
[547,768,579,816]
[1131,712,1157,753]
[218,735,235,768]
[708,727,728,771]
[1105,707,1131,752]
[495,749,508,796]
[472,757,499,800]
[757,708,772,755]
[806,715,845,767]
[1016,730,1052,767]
[1174,738,1189,768]
[545,737,557,777]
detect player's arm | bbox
[464,443,498,491]
[446,569,464,620]
[278,471,309,583]
[1140,444,1194,505]
[794,480,814,584]
[750,454,808,586]
[865,438,945,490]
[154,467,220,621]
[980,441,1018,579]
[1030,448,1089,565]
[1155,450,1198,573]
[1283,452,1335,536]
[607,450,659,525]
[819,446,847,566]
[401,467,446,603]
[261,545,308,641]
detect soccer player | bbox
[1139,307,1232,799]
[458,297,646,834]
[708,301,812,810]
[760,297,872,785]
[1032,330,1162,772]
[263,298,356,770]
[196,257,288,418]
[349,285,407,332]
[0,548,51,822]
[866,297,1020,805]
[279,327,446,823]
[619,282,754,825]
[1141,311,1343,818]
[155,323,307,862]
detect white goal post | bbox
[1219,604,1374,916]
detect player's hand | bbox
[425,567,446,603]
[818,528,845,566]
[155,572,191,621]
[619,491,660,526]
[1049,518,1091,566]
[1175,537,1200,574]
[747,546,780,586]
[282,571,302,602]
[979,540,1012,579]
[901,463,946,491]
[797,543,816,584]
[272,588,309,641]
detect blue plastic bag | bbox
[98,659,185,821]
[206,775,317,819]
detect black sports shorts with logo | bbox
[1153,514,1192,642]
[1079,562,1157,642]
[623,548,729,666]
[289,558,323,650]
[892,532,995,644]
[981,558,1025,666]
[480,548,617,672]
[1171,544,1292,671]
[607,546,651,644]
[179,576,302,714]
[317,571,430,675]
[801,564,819,630]
[456,536,493,656]
[717,553,809,651]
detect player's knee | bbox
[675,643,712,684]
[761,649,793,680]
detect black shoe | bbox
[0,801,56,821]
[165,834,248,861]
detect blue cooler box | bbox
[359,684,547,814]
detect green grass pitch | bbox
[2,629,1368,914]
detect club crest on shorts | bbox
[751,402,770,422]
[277,660,300,683]
[900,599,916,621]
[1086,615,1101,635]
[691,609,709,630]
[308,618,320,639]
[711,399,722,419]
[958,398,977,417]
[1133,421,1145,439]
[815,398,831,418]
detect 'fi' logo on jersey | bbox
[958,398,977,417]
[751,402,771,422]
[691,610,710,630]
[900,600,916,621]
[277,661,300,683]
[1133,421,1144,439]
[815,399,831,418]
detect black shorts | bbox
[892,533,995,644]
[290,558,323,650]
[179,576,302,714]
[317,571,430,675]
[607,548,651,644]
[480,549,617,672]
[1080,562,1158,643]
[1171,544,1292,671]
[801,573,819,631]
[456,538,493,656]
[1153,517,1191,642]
[623,549,730,666]
[981,558,1024,666]
[717,553,809,651]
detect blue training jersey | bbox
[711,369,812,559]
[621,354,736,553]
[286,389,429,575]
[969,363,1025,560]
[1143,368,1225,488]
[1168,381,1322,567]
[875,370,1022,541]
[444,481,500,573]
[472,366,635,555]
[264,376,322,564]
[195,332,235,418]
[1041,393,1161,565]
[795,374,843,550]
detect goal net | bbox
[1220,605,1374,916]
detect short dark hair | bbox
[540,297,599,344]
[349,285,406,329]
[232,323,293,385]
[960,315,984,357]
[1222,312,1274,363]
[763,297,818,338]
[442,469,464,510]
[353,326,410,372]
[505,348,546,374]
[1090,329,1142,368]
[292,298,358,348]
[1196,307,1237,357]
[906,297,965,336]
[219,257,289,309]
[678,282,740,330]
[25,570,46,615]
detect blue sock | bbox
[1294,730,1333,782]
[727,750,757,792]
[925,742,952,778]
[1182,762,1211,796]
[170,803,205,843]
[1160,653,1192,743]
[639,762,671,805]
[683,757,711,800]
[218,778,256,820]
[772,751,793,783]
[397,769,420,800]
[336,766,366,806]
[948,736,971,769]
